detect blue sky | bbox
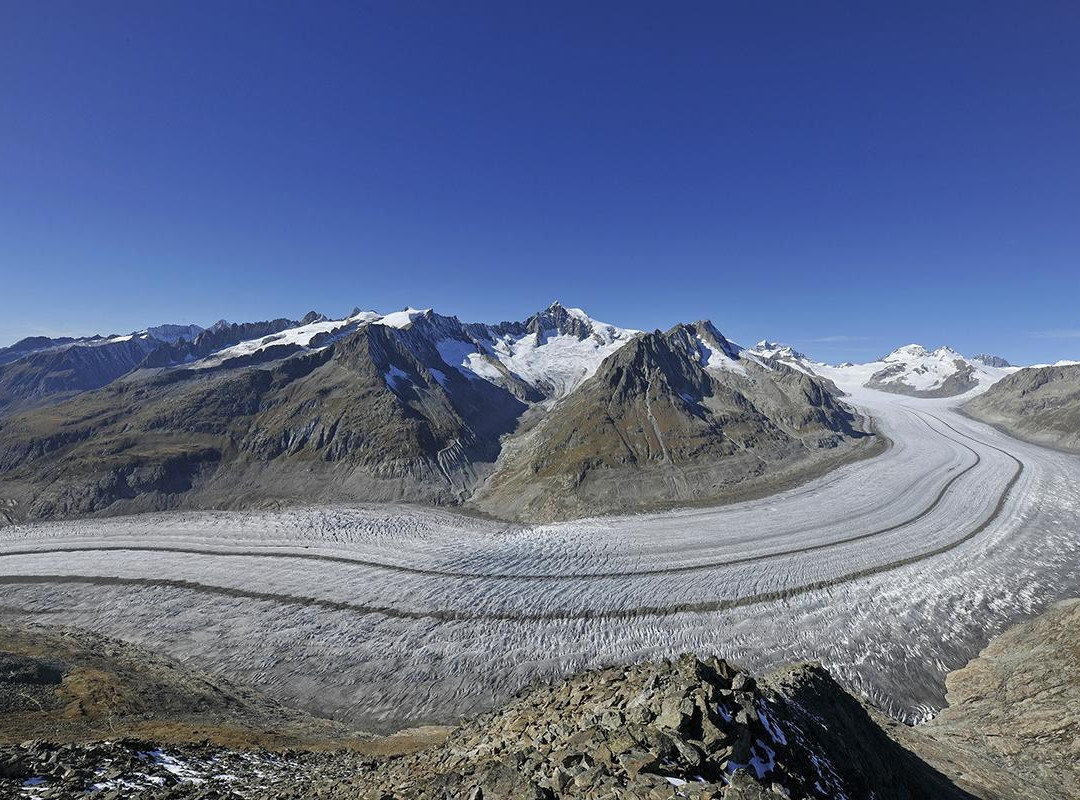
[1,1,1078,363]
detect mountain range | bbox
[0,303,1047,523]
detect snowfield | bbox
[824,344,1019,395]
[0,375,1077,733]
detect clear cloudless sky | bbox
[1,1,1078,363]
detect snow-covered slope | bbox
[815,344,1019,398]
[191,311,380,368]
[472,302,640,399]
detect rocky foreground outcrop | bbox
[320,656,977,800]
[4,599,1078,799]
[0,655,965,800]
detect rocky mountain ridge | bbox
[963,362,1080,452]
[0,303,878,523]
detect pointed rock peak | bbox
[523,303,638,346]
[209,319,231,332]
[528,302,595,341]
[971,353,1012,368]
[348,307,362,317]
[666,320,729,345]
[665,320,744,372]
[300,311,327,325]
[693,320,739,348]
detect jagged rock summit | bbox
[969,353,1011,368]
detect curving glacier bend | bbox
[0,376,1077,732]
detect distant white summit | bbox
[744,340,818,375]
[818,343,1021,398]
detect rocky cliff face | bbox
[879,598,1080,800]
[913,598,1080,799]
[963,363,1080,452]
[969,354,1012,368]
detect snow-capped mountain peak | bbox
[475,304,640,398]
[817,342,1020,398]
[375,307,433,329]
[884,343,930,360]
[750,340,809,361]
[668,320,745,374]
[744,340,817,375]
[511,301,635,347]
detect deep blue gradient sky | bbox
[2,2,1078,363]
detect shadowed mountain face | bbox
[0,307,874,523]
[0,337,165,416]
[0,319,313,418]
[964,363,1080,453]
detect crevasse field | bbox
[1,374,1078,733]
